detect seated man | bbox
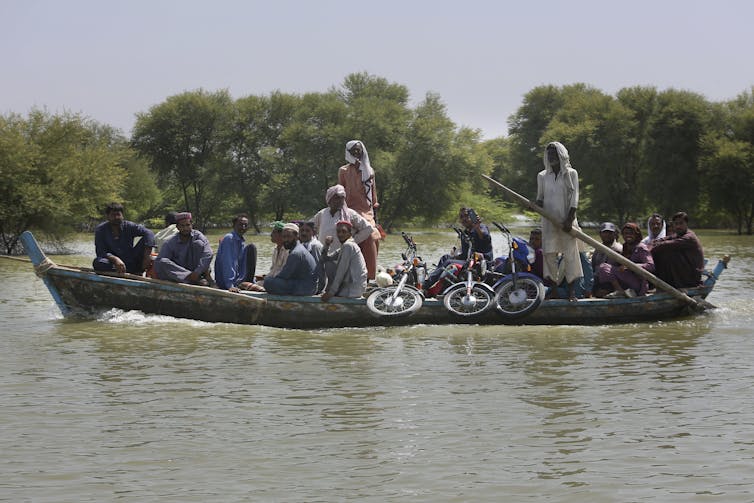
[598,222,655,298]
[425,207,493,291]
[214,213,258,291]
[299,221,325,293]
[650,211,704,288]
[591,222,622,297]
[321,220,368,301]
[93,202,155,275]
[263,223,318,296]
[527,228,544,279]
[154,212,214,286]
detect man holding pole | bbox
[536,142,583,301]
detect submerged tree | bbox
[0,110,126,254]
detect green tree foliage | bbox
[380,93,489,228]
[699,89,754,234]
[132,89,233,230]
[0,110,127,254]
[642,89,711,218]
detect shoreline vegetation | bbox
[3,73,753,255]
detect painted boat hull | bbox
[22,232,721,329]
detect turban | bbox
[335,220,352,229]
[271,221,285,231]
[175,212,192,223]
[283,222,299,234]
[326,184,347,203]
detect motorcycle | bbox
[440,227,496,317]
[489,222,545,319]
[366,232,427,317]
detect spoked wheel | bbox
[493,277,545,319]
[442,282,494,317]
[366,286,424,317]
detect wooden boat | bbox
[21,231,727,329]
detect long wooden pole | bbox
[482,174,713,311]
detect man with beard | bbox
[536,141,583,301]
[313,184,373,288]
[650,211,704,288]
[155,212,214,286]
[591,222,622,297]
[320,220,368,302]
[262,223,318,296]
[339,140,381,279]
[299,221,325,293]
[93,202,155,275]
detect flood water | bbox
[1,230,753,502]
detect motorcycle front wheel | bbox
[366,286,424,317]
[442,282,494,317]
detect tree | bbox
[132,89,233,230]
[642,89,712,218]
[699,89,754,234]
[0,110,126,254]
[380,93,488,228]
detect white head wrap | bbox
[325,184,350,221]
[543,141,576,193]
[345,140,375,207]
[641,215,666,244]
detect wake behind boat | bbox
[20,231,727,329]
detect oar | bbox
[482,174,715,311]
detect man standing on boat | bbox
[263,223,318,296]
[536,142,584,301]
[339,140,381,280]
[154,212,214,286]
[214,213,258,292]
[93,202,155,276]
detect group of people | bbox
[529,142,704,300]
[93,140,705,304]
[93,141,380,302]
[423,142,705,301]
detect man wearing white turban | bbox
[536,141,584,301]
[313,184,373,290]
[339,140,381,279]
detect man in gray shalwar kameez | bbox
[154,212,214,286]
[320,220,368,301]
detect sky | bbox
[3,0,754,140]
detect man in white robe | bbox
[536,141,583,301]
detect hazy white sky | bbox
[3,0,753,139]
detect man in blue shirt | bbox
[155,212,214,286]
[263,223,318,296]
[93,202,155,275]
[214,213,258,291]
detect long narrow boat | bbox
[21,231,727,329]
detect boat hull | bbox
[22,232,719,329]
